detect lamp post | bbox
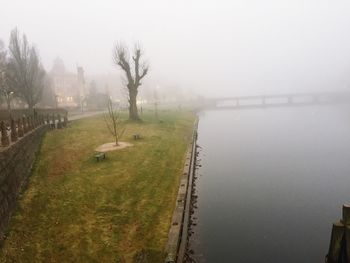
[154,85,159,120]
[80,95,84,113]
[54,94,59,109]
[5,91,14,118]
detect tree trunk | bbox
[129,88,140,121]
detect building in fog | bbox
[50,58,88,108]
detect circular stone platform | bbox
[95,142,133,152]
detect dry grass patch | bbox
[0,111,195,263]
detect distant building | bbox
[77,66,87,95]
[50,58,88,109]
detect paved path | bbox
[68,111,106,121]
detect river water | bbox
[191,105,350,263]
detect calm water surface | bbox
[191,105,350,263]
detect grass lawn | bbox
[0,111,195,263]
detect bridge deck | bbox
[202,91,350,110]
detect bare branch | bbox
[113,43,134,84]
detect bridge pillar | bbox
[326,204,350,262]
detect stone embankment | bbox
[165,119,198,263]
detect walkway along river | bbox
[188,104,350,263]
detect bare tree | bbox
[104,97,126,146]
[6,28,46,111]
[0,39,7,101]
[0,39,15,114]
[0,40,6,75]
[113,43,149,121]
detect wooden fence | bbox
[0,108,68,121]
[0,109,68,148]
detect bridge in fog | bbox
[201,91,350,110]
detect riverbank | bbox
[0,111,195,262]
[164,119,198,263]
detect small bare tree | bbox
[104,97,125,146]
[6,28,45,111]
[113,43,149,121]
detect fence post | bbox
[51,114,56,129]
[34,114,40,127]
[10,119,18,142]
[1,121,9,147]
[23,116,28,134]
[31,116,34,130]
[17,118,24,137]
[34,115,38,128]
[31,116,35,129]
[57,114,62,129]
[33,114,36,128]
[27,116,30,131]
[63,114,68,127]
[27,116,32,131]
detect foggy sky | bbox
[1,0,350,97]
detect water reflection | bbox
[191,105,350,263]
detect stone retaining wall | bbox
[165,119,198,263]
[0,125,48,242]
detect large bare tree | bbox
[6,28,46,111]
[113,43,149,121]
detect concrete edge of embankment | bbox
[164,118,199,263]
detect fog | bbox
[3,2,350,261]
[1,0,350,97]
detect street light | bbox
[154,85,159,120]
[54,94,59,109]
[80,95,84,113]
[6,91,14,118]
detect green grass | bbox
[0,111,195,263]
